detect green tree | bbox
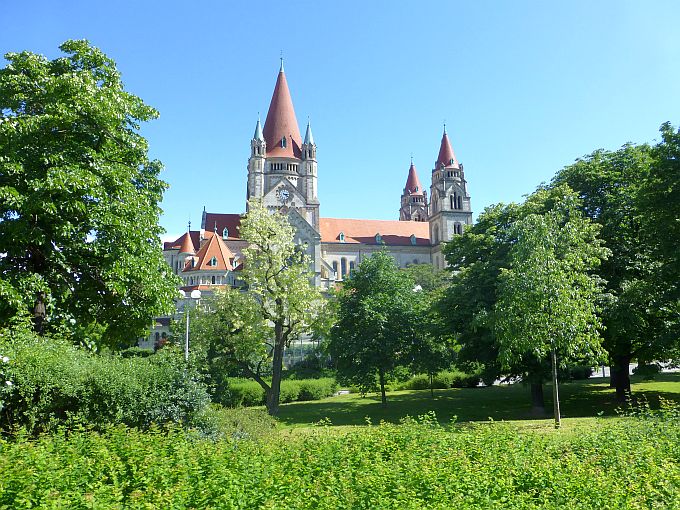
[495,195,607,428]
[0,40,177,346]
[329,251,419,406]
[552,141,671,400]
[193,201,321,415]
[639,123,680,354]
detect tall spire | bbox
[404,160,424,196]
[436,126,459,169]
[253,115,264,141]
[304,119,315,145]
[263,63,302,158]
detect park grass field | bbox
[274,373,680,430]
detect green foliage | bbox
[399,370,481,390]
[224,377,338,407]
[0,40,179,345]
[195,405,276,441]
[1,332,209,434]
[1,415,679,508]
[329,251,421,405]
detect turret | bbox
[399,159,428,222]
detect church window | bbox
[450,195,454,209]
[410,234,417,246]
[349,261,355,273]
[339,232,345,242]
[341,258,347,277]
[332,261,338,277]
[434,225,440,244]
[211,275,216,284]
[458,195,463,209]
[222,227,229,239]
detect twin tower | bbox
[246,62,472,271]
[398,128,473,247]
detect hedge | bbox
[226,378,337,407]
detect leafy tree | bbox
[193,201,321,415]
[495,195,608,428]
[329,251,420,406]
[552,141,672,400]
[442,186,605,413]
[0,40,178,346]
[639,123,680,355]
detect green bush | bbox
[1,334,209,434]
[195,405,276,441]
[297,378,338,401]
[633,363,662,380]
[399,370,481,390]
[1,415,679,508]
[224,377,338,407]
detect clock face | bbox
[278,189,290,202]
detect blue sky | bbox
[2,1,679,241]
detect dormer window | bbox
[210,256,218,267]
[281,136,287,148]
[410,234,417,246]
[339,232,345,242]
[222,227,229,239]
[375,233,382,244]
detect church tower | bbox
[428,126,473,269]
[246,61,320,231]
[399,159,428,222]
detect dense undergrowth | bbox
[1,412,678,509]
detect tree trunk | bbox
[551,347,561,429]
[612,354,632,403]
[430,373,434,398]
[267,337,285,416]
[608,355,617,388]
[530,382,545,416]
[379,368,387,407]
[32,293,46,334]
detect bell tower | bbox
[399,159,428,222]
[246,117,266,207]
[428,126,472,268]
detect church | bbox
[162,63,473,296]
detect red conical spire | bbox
[177,231,195,255]
[263,63,302,159]
[404,160,424,196]
[436,126,459,169]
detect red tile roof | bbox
[177,232,195,254]
[436,129,459,169]
[184,231,234,272]
[404,162,424,196]
[204,213,242,239]
[164,231,201,251]
[263,68,302,159]
[320,218,430,246]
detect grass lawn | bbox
[274,372,680,429]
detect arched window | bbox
[210,256,217,267]
[375,233,382,244]
[450,195,454,209]
[349,261,355,273]
[458,196,463,209]
[433,225,440,245]
[281,136,287,148]
[410,234,417,246]
[211,275,216,284]
[332,261,338,277]
[341,258,347,277]
[222,227,229,239]
[339,232,345,242]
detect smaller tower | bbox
[301,120,320,229]
[399,159,428,222]
[247,117,266,207]
[428,126,473,268]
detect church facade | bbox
[162,63,473,296]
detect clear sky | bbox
[2,1,679,241]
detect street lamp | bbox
[178,289,201,362]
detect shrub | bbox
[279,380,300,403]
[633,363,662,380]
[1,334,209,434]
[228,380,266,407]
[195,405,276,441]
[297,378,338,401]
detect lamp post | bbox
[178,289,201,362]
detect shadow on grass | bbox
[275,373,680,427]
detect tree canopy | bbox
[0,40,178,346]
[192,201,321,415]
[329,251,421,406]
